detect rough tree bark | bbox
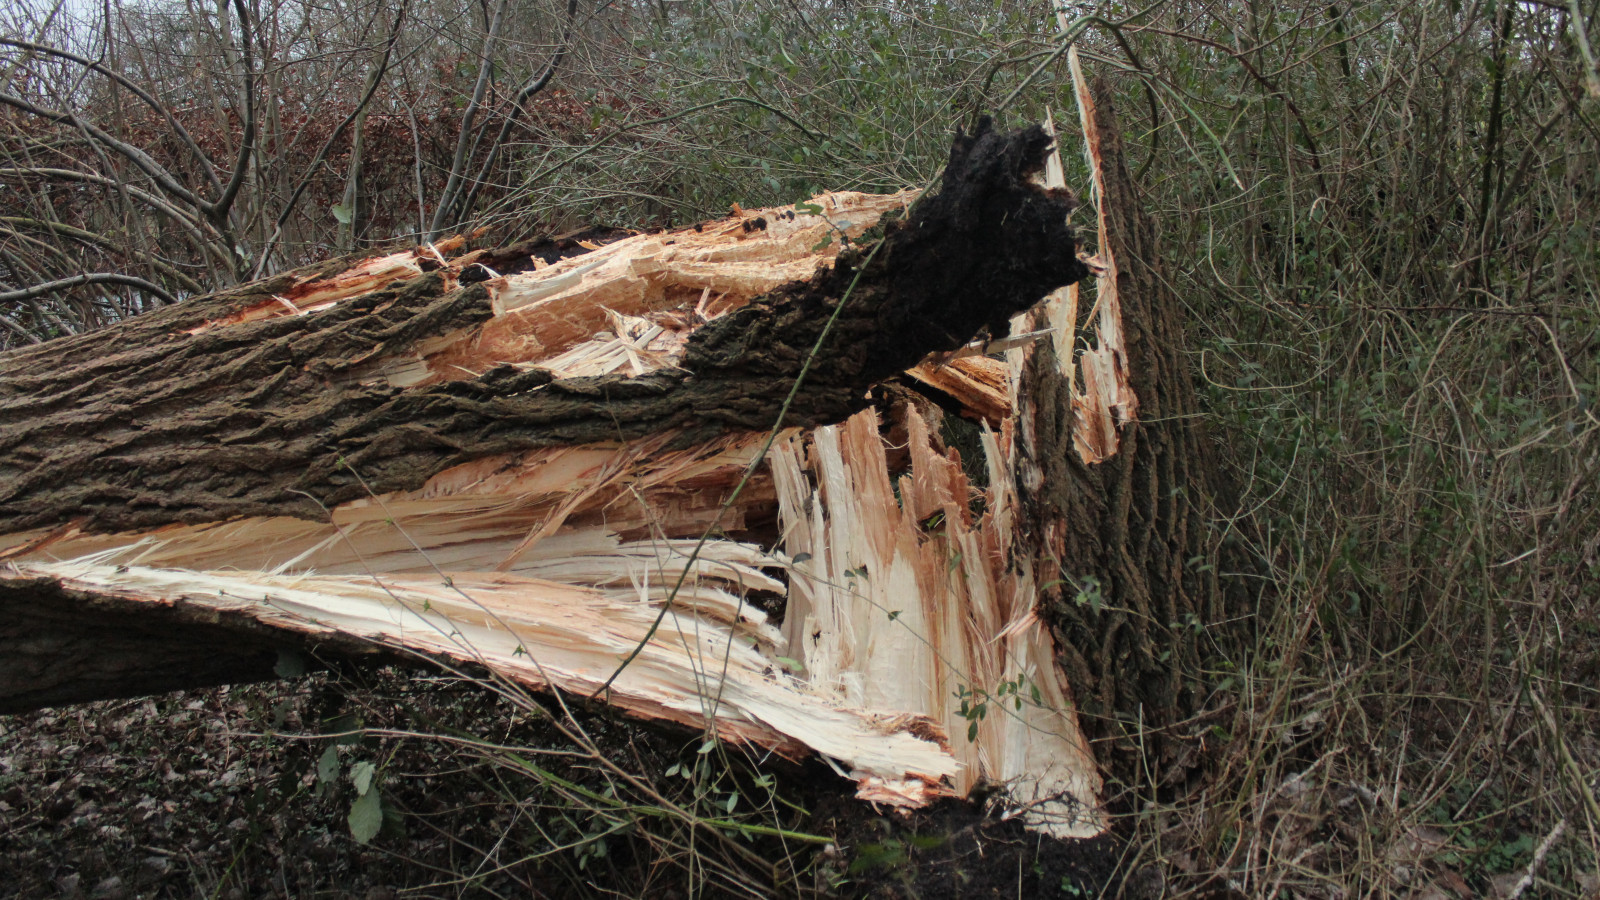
[1021,78,1244,784]
[0,107,1239,831]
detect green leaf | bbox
[316,745,340,784]
[350,760,376,796]
[811,234,834,252]
[348,787,383,845]
[724,792,738,813]
[774,655,805,674]
[849,841,907,874]
[886,610,902,621]
[330,203,353,225]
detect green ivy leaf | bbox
[350,761,376,796]
[316,745,339,784]
[348,787,383,845]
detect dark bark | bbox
[1024,81,1248,784]
[0,573,387,713]
[0,120,1088,536]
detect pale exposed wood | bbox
[184,235,472,335]
[1067,48,1140,463]
[8,559,957,798]
[771,404,1103,838]
[4,425,958,804]
[179,190,918,392]
[538,309,694,379]
[360,190,917,389]
[905,355,1012,424]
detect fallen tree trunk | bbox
[0,99,1235,838]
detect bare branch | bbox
[0,216,204,294]
[428,0,510,240]
[206,0,257,226]
[450,0,581,229]
[251,0,410,277]
[0,38,222,193]
[0,167,232,268]
[0,272,178,306]
[0,90,202,208]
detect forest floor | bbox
[0,668,1122,899]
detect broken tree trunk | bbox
[0,108,1236,836]
[1019,71,1246,782]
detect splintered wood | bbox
[361,190,918,388]
[2,405,1100,834]
[772,406,1101,836]
[1064,49,1139,462]
[3,178,1115,836]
